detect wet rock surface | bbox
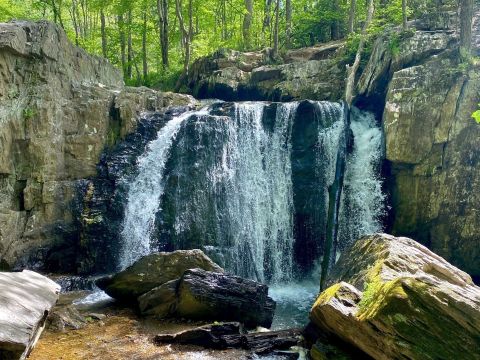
[0,270,60,359]
[97,249,223,302]
[309,233,480,360]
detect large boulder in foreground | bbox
[310,234,480,360]
[139,268,276,329]
[97,249,223,302]
[0,270,60,359]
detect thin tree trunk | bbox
[71,0,80,45]
[174,0,191,90]
[460,0,474,58]
[118,14,127,78]
[157,0,170,68]
[286,0,292,47]
[100,8,107,58]
[273,0,280,55]
[243,0,253,49]
[331,0,340,40]
[348,0,356,33]
[142,10,148,80]
[402,0,407,30]
[127,9,133,80]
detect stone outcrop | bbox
[185,42,345,102]
[0,20,195,272]
[96,249,224,302]
[310,233,480,360]
[377,44,480,278]
[0,270,61,359]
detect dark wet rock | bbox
[309,233,480,360]
[96,250,223,302]
[0,270,60,359]
[139,268,276,329]
[155,324,301,355]
[154,322,242,348]
[175,269,276,328]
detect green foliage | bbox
[0,0,440,89]
[22,107,35,120]
[472,105,480,123]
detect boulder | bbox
[175,269,276,328]
[139,268,276,328]
[310,234,480,360]
[0,270,60,359]
[96,249,223,302]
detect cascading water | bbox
[118,101,385,289]
[120,108,209,269]
[337,108,386,253]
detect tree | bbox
[243,0,253,49]
[286,0,292,47]
[157,0,169,68]
[402,0,407,30]
[459,0,474,59]
[348,0,356,33]
[273,0,280,55]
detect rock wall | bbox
[0,21,194,271]
[186,42,346,102]
[356,18,480,278]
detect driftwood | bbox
[154,324,302,355]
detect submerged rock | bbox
[0,270,60,360]
[310,233,480,360]
[96,249,223,302]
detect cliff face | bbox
[358,19,480,279]
[0,21,194,271]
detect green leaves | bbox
[472,105,480,123]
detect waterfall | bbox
[117,100,385,284]
[337,108,385,253]
[221,103,297,283]
[119,107,209,269]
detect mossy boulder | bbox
[310,234,480,360]
[96,249,223,303]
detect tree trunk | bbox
[331,0,340,40]
[71,0,80,45]
[345,0,374,106]
[273,0,280,55]
[174,0,191,90]
[157,0,169,68]
[118,14,127,78]
[286,0,292,47]
[243,0,253,49]
[127,9,133,80]
[348,0,356,33]
[460,0,474,58]
[142,10,148,80]
[402,0,407,30]
[100,8,107,58]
